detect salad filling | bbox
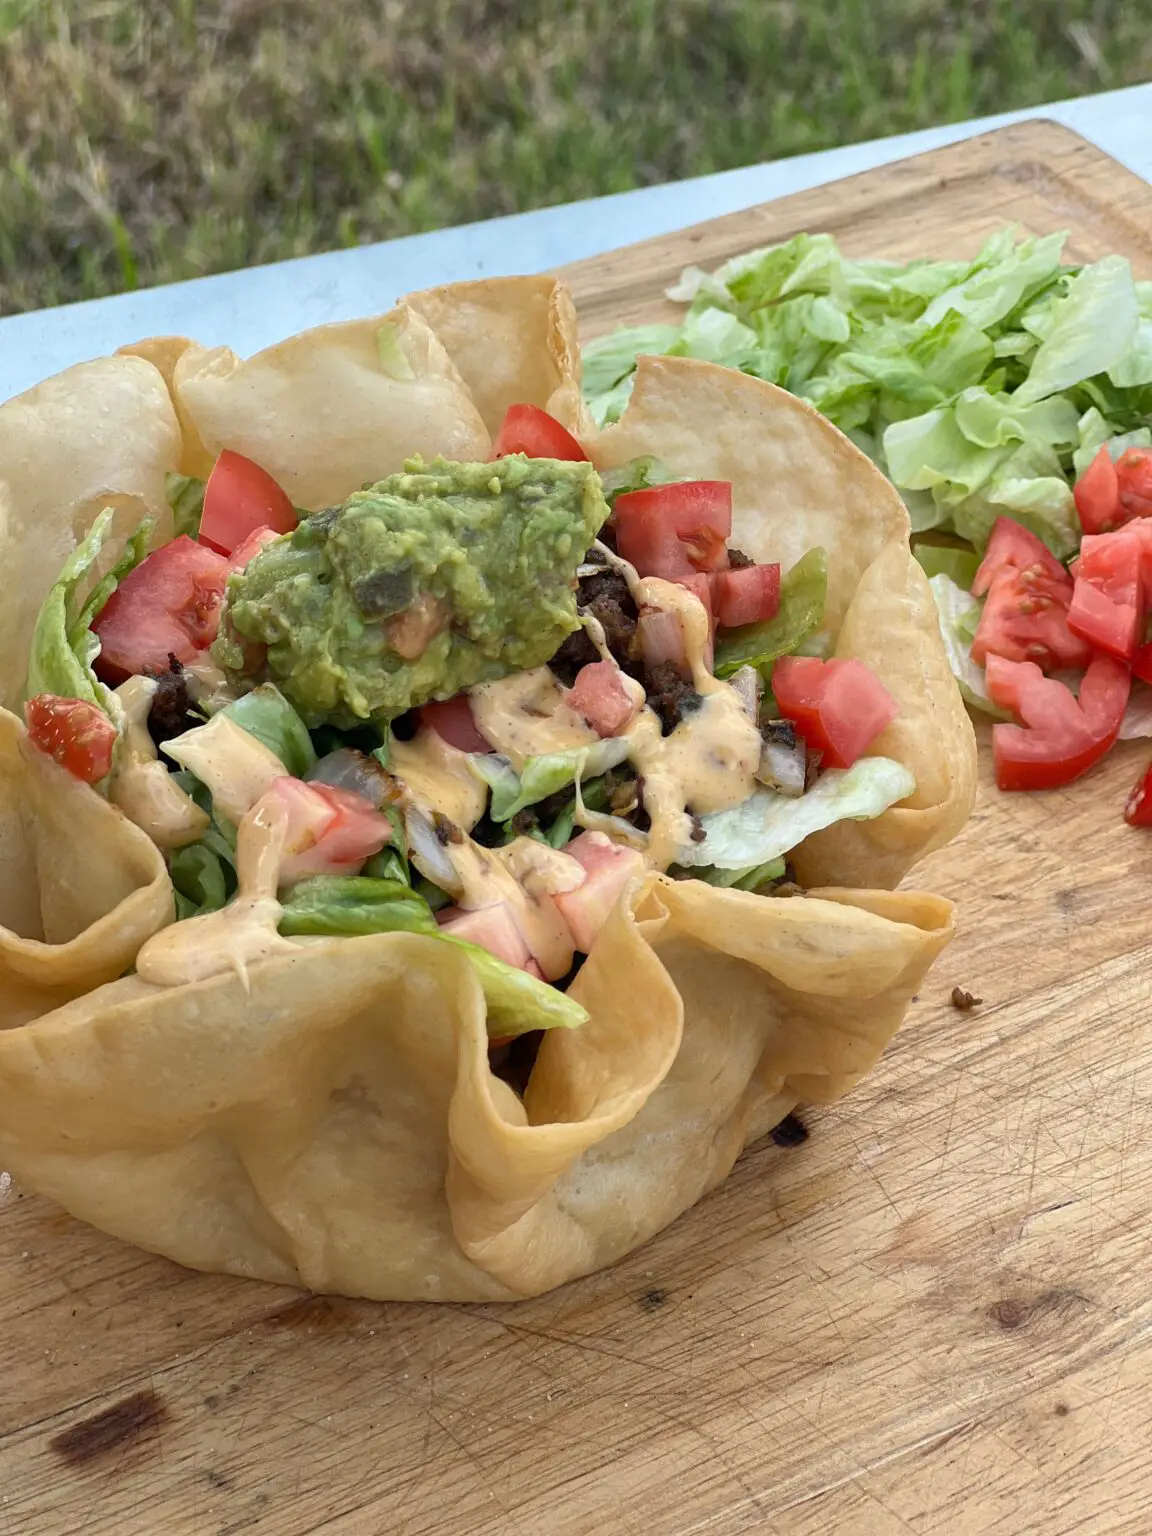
[21,405,916,1038]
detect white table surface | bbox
[1,84,1149,405]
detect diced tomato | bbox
[490,404,588,462]
[1117,448,1152,520]
[712,563,780,629]
[1124,761,1152,827]
[24,695,117,785]
[553,832,645,953]
[437,903,534,970]
[229,525,282,570]
[973,517,1067,594]
[567,661,638,737]
[987,653,1130,792]
[1132,642,1152,685]
[92,536,231,684]
[419,695,490,754]
[772,656,900,771]
[264,776,390,884]
[970,516,1089,671]
[1067,527,1145,661]
[614,482,733,579]
[1074,446,1123,535]
[198,450,296,557]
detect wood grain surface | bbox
[5,119,1152,1536]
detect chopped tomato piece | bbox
[419,695,490,753]
[490,404,587,462]
[1074,446,1123,534]
[987,653,1130,792]
[553,832,645,953]
[567,661,638,737]
[772,656,899,770]
[972,516,1067,594]
[24,695,117,784]
[712,563,780,629]
[1067,528,1144,661]
[92,536,231,684]
[264,776,390,884]
[1117,447,1152,520]
[1124,761,1152,827]
[437,903,533,970]
[199,450,296,556]
[1132,642,1152,686]
[614,482,733,579]
[229,525,282,570]
[970,516,1089,671]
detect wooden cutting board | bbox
[6,120,1152,1536]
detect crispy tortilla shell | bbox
[405,275,591,437]
[0,879,952,1300]
[589,355,976,887]
[0,710,172,1029]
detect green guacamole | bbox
[214,455,609,725]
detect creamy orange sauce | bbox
[468,668,601,768]
[136,793,297,988]
[442,834,577,979]
[389,727,487,830]
[109,676,210,850]
[162,712,288,825]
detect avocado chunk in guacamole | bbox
[214,455,609,725]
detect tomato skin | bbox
[970,515,1089,671]
[24,695,118,784]
[614,482,733,579]
[1124,762,1152,826]
[92,536,231,683]
[1132,642,1152,685]
[1074,446,1123,534]
[712,563,781,629]
[199,450,296,556]
[1067,528,1144,661]
[1117,448,1152,520]
[419,695,490,754]
[772,656,900,770]
[988,653,1130,792]
[229,525,282,570]
[490,404,588,462]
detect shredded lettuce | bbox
[25,508,153,716]
[713,547,827,680]
[679,757,915,870]
[474,740,630,823]
[584,227,1152,558]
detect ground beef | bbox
[645,661,702,735]
[548,564,641,685]
[145,657,195,747]
[726,547,755,569]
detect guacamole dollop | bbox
[214,455,609,725]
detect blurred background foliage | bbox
[1,0,1148,312]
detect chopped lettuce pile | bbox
[585,228,1152,561]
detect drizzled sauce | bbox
[389,728,487,830]
[109,677,209,850]
[136,793,297,988]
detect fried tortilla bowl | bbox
[0,279,975,1302]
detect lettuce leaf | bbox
[278,875,586,1037]
[679,757,915,870]
[927,574,1011,720]
[218,685,316,778]
[25,508,153,715]
[713,547,827,680]
[475,739,631,823]
[166,473,206,540]
[913,543,980,590]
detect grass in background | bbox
[0,0,1148,313]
